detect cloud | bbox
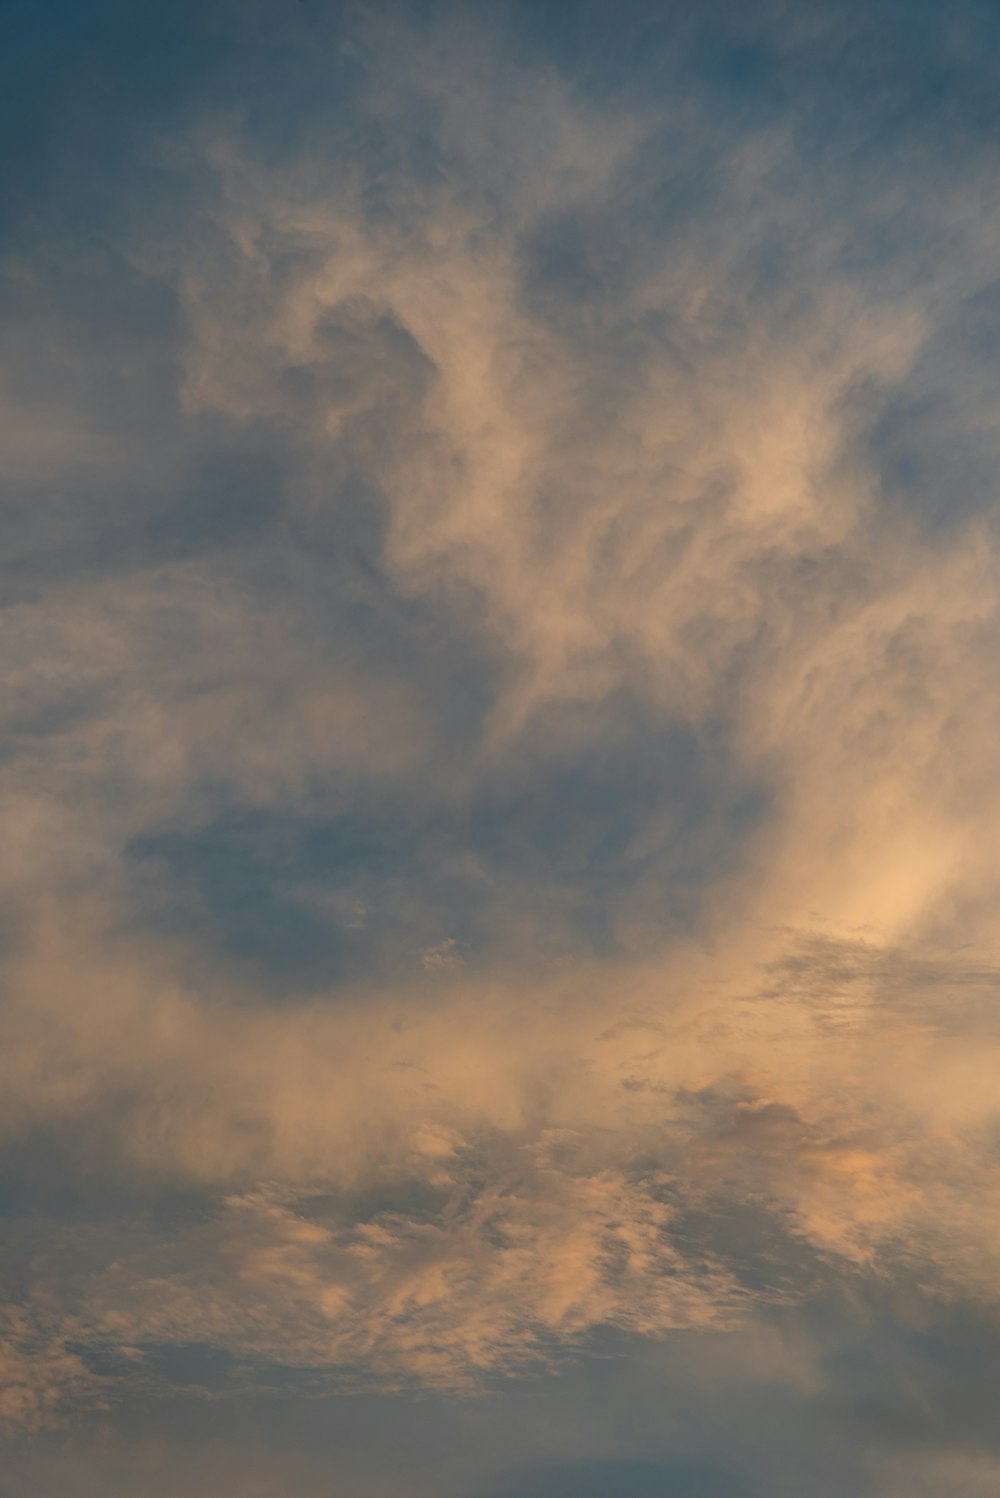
[149,0,1000,965]
[4,8,1000,1498]
[0,1307,106,1435]
[3,913,1000,1408]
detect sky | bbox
[3,0,1000,1492]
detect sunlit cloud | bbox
[4,2,1000,1494]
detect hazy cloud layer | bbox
[4,1,1000,1493]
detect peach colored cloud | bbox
[5,3,1000,1434]
[3,914,1000,1414]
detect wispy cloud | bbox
[4,2,1000,1494]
